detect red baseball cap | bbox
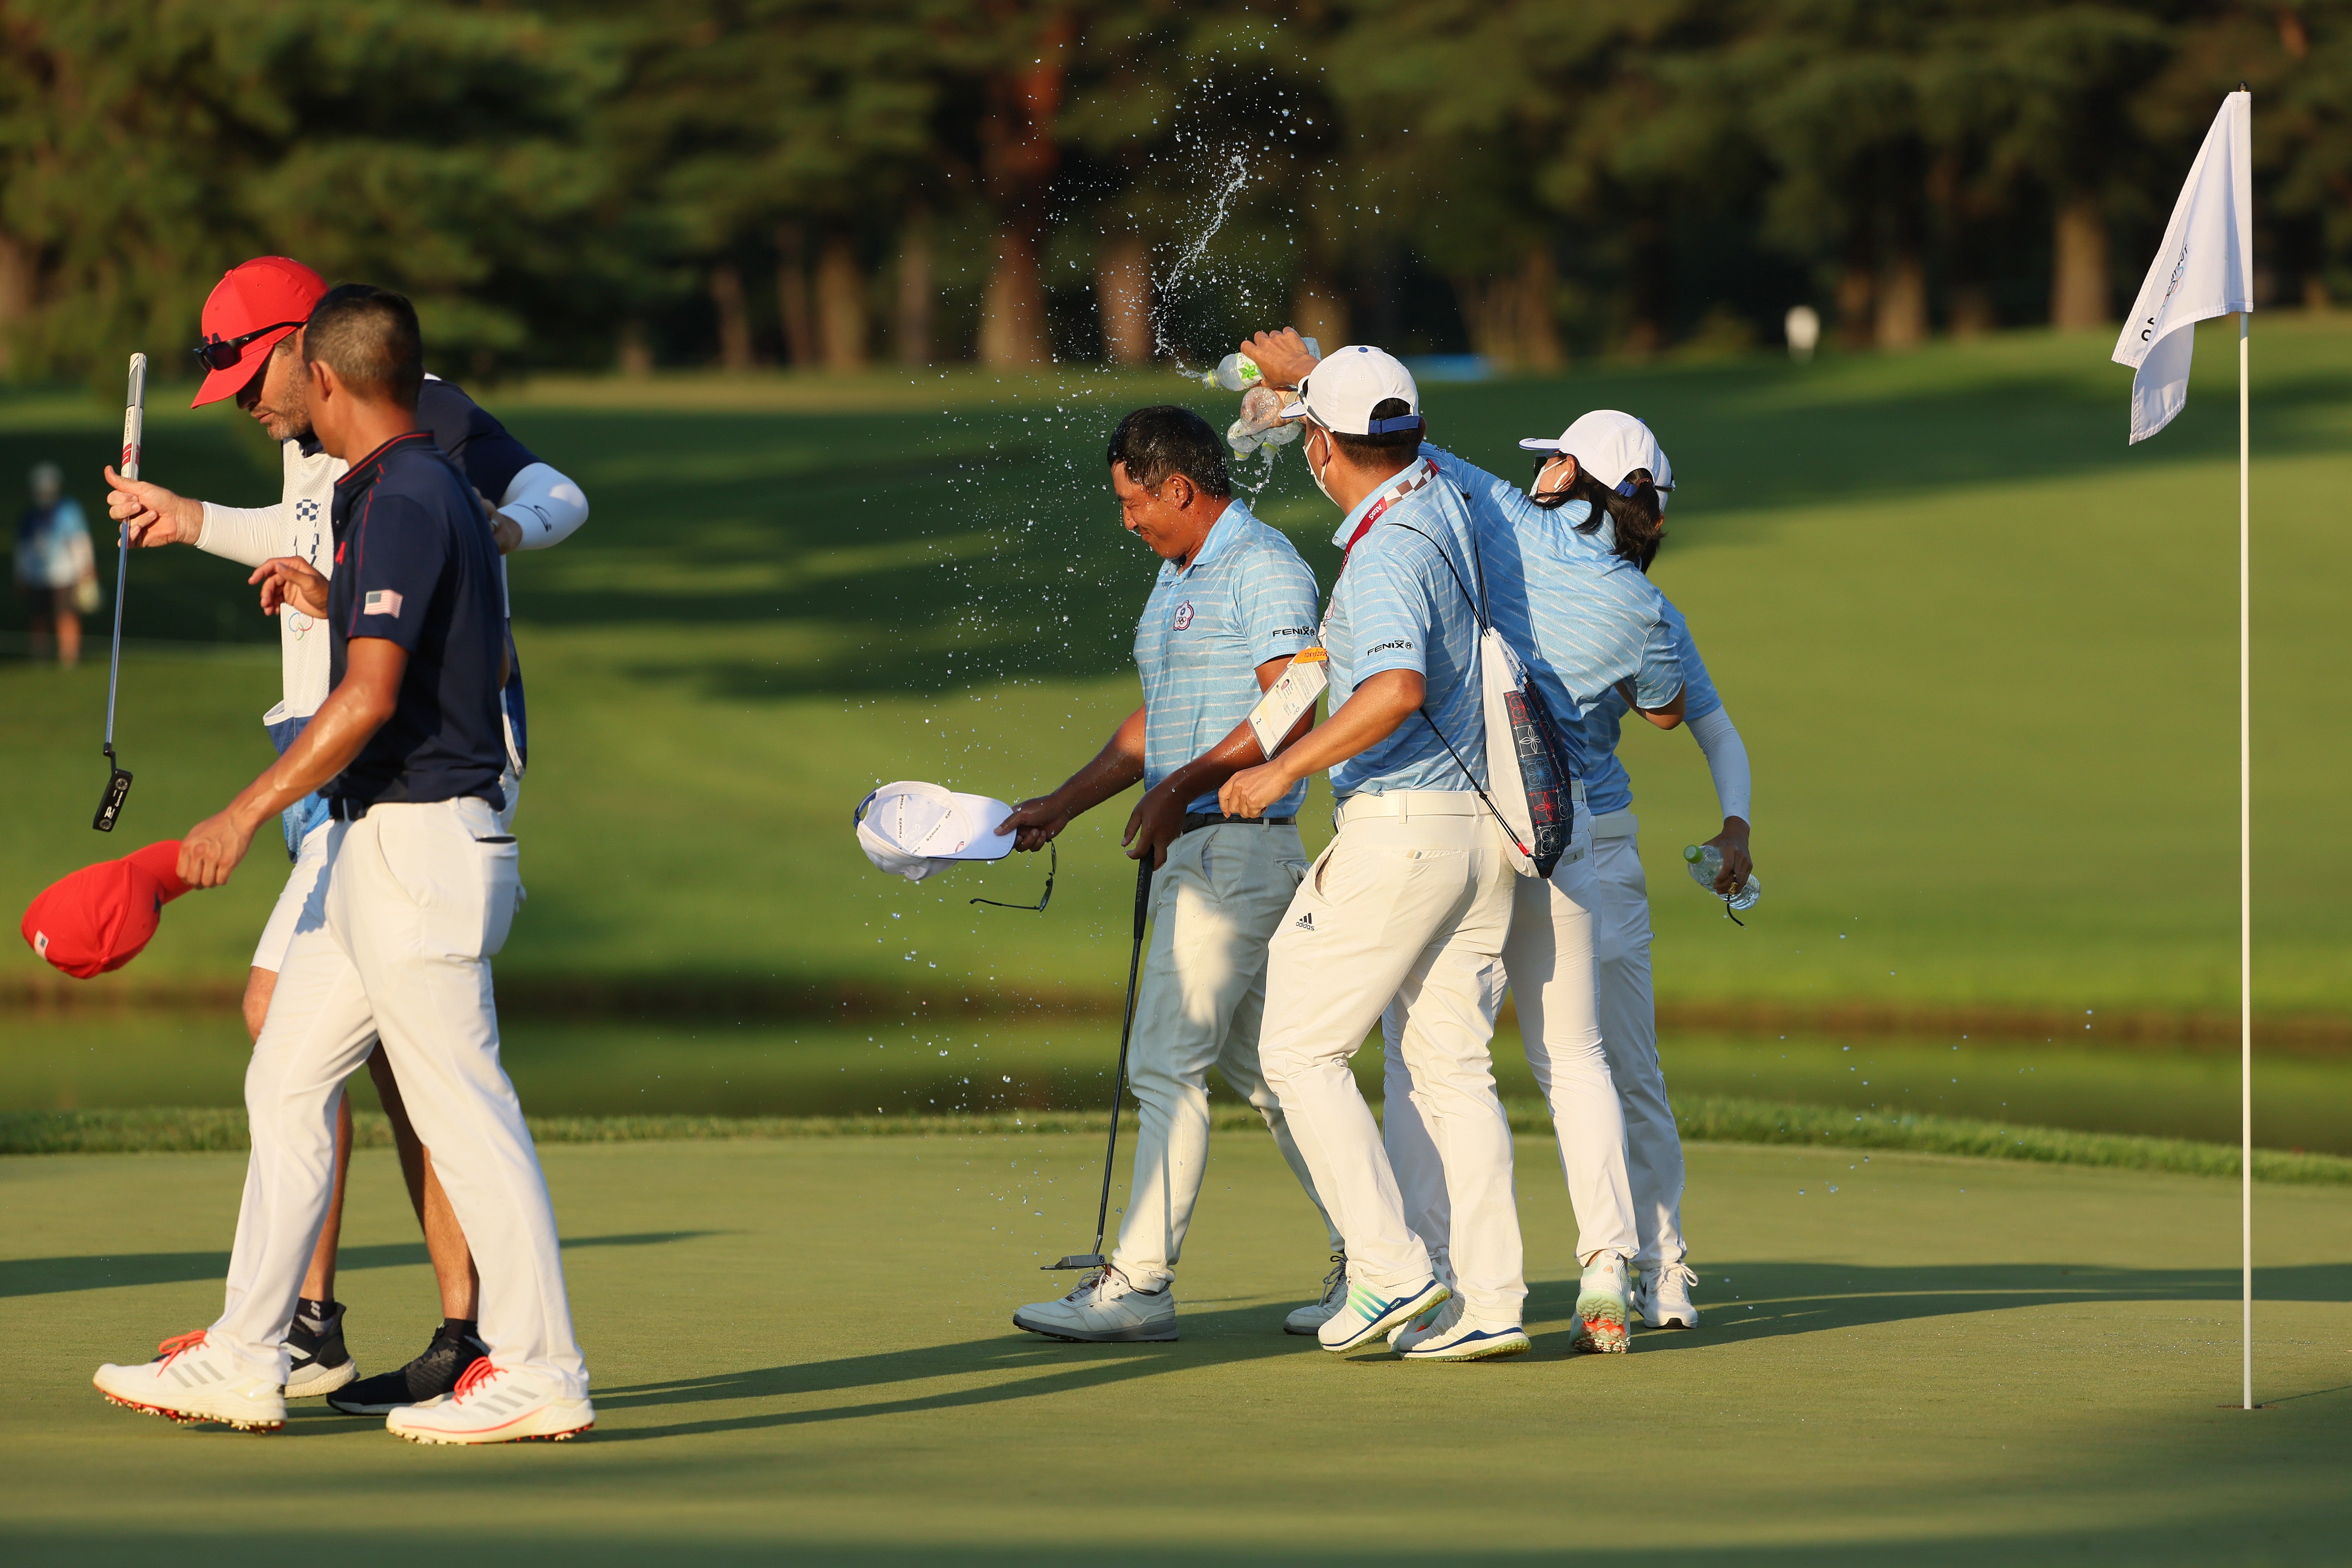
[192,257,328,408]
[20,841,194,979]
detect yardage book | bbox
[1246,647,1328,756]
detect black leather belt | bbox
[328,797,368,822]
[1180,812,1296,835]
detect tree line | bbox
[0,0,2341,384]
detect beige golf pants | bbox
[1384,808,1640,1272]
[1111,821,1339,1290]
[1590,814,1689,1269]
[1258,796,1525,1327]
[211,798,587,1398]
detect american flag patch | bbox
[363,589,403,618]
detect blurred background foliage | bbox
[0,0,2344,385]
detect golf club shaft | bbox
[105,354,146,751]
[1087,857,1155,1256]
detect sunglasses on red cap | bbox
[192,320,305,373]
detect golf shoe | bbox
[1283,1253,1348,1335]
[1570,1252,1633,1354]
[284,1298,357,1397]
[94,1330,286,1432]
[329,1322,485,1414]
[1635,1258,1701,1329]
[1400,1318,1532,1362]
[1013,1265,1178,1343]
[1319,1276,1448,1354]
[384,1361,594,1445]
[1389,1291,1461,1352]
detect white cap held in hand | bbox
[854,781,1016,883]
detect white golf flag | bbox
[2112,91,2252,443]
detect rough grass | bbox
[7,1095,2345,1185]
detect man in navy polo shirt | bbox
[91,286,591,1445]
[1000,406,1341,1343]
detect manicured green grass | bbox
[4,1135,2347,1563]
[8,1096,2350,1185]
[4,319,2348,1024]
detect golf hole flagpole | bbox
[2109,85,2254,1410]
[2238,285,2252,1415]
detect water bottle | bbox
[1227,385,1303,455]
[1199,338,1319,390]
[1684,843,1761,911]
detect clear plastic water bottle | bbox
[1199,337,1319,390]
[1684,843,1761,911]
[1227,385,1303,455]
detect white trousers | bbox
[1257,803,1524,1327]
[1591,819,1688,1268]
[1111,822,1340,1289]
[210,797,587,1398]
[253,773,519,975]
[1384,814,1639,1270]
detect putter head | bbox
[93,767,132,833]
[1042,1253,1107,1272]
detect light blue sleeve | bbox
[1425,445,1525,521]
[1234,541,1319,665]
[1662,599,1723,720]
[1343,533,1437,682]
[1631,617,1685,711]
[55,495,90,542]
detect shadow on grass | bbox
[0,1230,719,1299]
[552,1258,2352,1442]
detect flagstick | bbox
[2238,308,2252,1413]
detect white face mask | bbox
[1306,426,1337,503]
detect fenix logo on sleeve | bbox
[362,589,404,618]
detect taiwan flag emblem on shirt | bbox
[363,589,403,618]
[1173,602,1194,631]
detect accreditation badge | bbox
[1247,647,1329,756]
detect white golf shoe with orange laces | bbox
[94,1330,287,1432]
[384,1359,595,1445]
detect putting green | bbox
[4,1134,2345,1564]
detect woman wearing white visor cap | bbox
[1460,406,1752,1334]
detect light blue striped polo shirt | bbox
[1323,463,1487,798]
[1581,596,1723,816]
[1136,500,1321,815]
[1428,446,1681,778]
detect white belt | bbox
[1589,809,1639,840]
[1333,790,1481,829]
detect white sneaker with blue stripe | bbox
[1400,1318,1532,1362]
[1317,1276,1449,1354]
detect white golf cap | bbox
[853,780,1017,883]
[1278,345,1422,436]
[1518,409,1674,505]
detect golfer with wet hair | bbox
[1001,404,1343,1342]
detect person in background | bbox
[15,462,96,667]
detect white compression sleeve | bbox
[1687,706,1751,823]
[196,501,288,569]
[498,462,589,551]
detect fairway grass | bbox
[4,1135,2346,1564]
[6,319,2352,1018]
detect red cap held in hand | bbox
[20,842,194,979]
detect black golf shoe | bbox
[326,1322,486,1416]
[284,1298,358,1397]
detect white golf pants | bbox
[1111,822,1340,1290]
[210,797,587,1398]
[1591,816,1689,1269]
[1384,814,1639,1270]
[1257,798,1524,1327]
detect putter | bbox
[1044,855,1155,1271]
[93,352,145,832]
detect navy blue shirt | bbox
[325,431,509,810]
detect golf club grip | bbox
[121,353,146,482]
[1132,858,1152,940]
